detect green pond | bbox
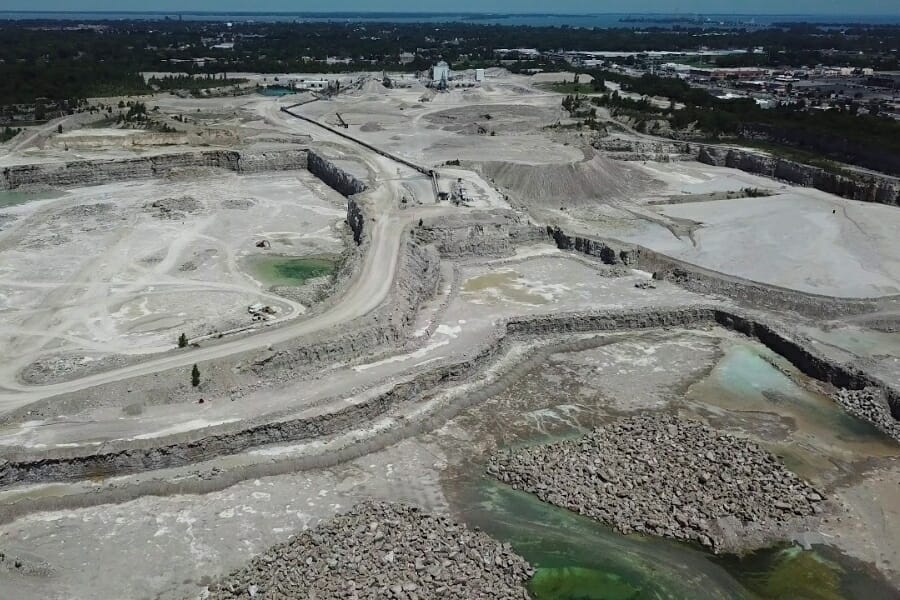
[258,86,297,97]
[450,476,896,600]
[243,255,336,287]
[0,189,66,209]
[445,338,898,600]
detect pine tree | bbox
[191,364,200,387]
[178,333,188,348]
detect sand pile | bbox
[480,153,657,208]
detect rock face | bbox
[0,149,308,190]
[547,226,637,266]
[547,226,884,319]
[417,211,547,258]
[307,149,367,197]
[205,501,533,600]
[3,306,898,489]
[593,138,693,162]
[694,145,900,207]
[487,414,824,553]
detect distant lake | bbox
[2,12,899,28]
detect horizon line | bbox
[1,10,899,18]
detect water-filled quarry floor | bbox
[2,327,897,599]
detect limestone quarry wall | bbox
[693,145,900,207]
[307,149,367,197]
[0,149,309,190]
[546,225,885,319]
[2,304,897,489]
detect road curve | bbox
[0,99,429,412]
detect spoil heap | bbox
[479,154,655,209]
[488,414,824,552]
[205,501,533,599]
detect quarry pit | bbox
[0,70,899,600]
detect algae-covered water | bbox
[243,255,336,287]
[450,475,897,600]
[444,335,898,600]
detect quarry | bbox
[0,68,899,600]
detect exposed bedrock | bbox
[487,413,824,553]
[416,210,548,258]
[694,144,900,207]
[593,138,694,162]
[509,307,899,418]
[590,138,899,206]
[546,225,893,318]
[347,196,366,244]
[307,149,367,197]
[204,500,533,600]
[0,149,309,190]
[1,305,897,489]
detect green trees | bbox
[191,364,200,387]
[177,333,188,348]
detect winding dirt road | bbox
[0,99,433,412]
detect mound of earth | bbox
[144,195,203,219]
[205,500,533,599]
[488,413,824,552]
[479,153,657,208]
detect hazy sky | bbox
[2,1,897,16]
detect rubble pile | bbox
[206,501,533,599]
[832,388,900,442]
[488,413,824,552]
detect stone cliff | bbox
[307,149,367,197]
[0,149,309,190]
[694,145,899,207]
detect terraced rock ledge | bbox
[488,414,825,553]
[203,501,533,600]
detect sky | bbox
[0,1,896,15]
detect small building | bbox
[475,68,485,82]
[293,79,329,91]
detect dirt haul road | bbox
[0,99,435,413]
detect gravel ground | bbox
[833,388,900,443]
[203,500,533,600]
[487,413,824,552]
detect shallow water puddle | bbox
[461,269,567,305]
[0,189,66,209]
[684,343,898,480]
